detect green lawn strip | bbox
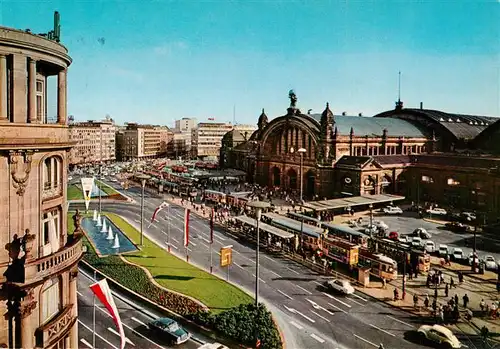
[67,184,83,200]
[96,180,119,196]
[104,212,252,312]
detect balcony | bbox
[25,234,83,285]
[35,304,75,348]
[0,123,72,150]
[42,181,62,201]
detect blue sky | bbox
[1,1,498,126]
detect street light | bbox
[369,204,374,239]
[298,148,307,250]
[136,173,151,246]
[246,199,270,349]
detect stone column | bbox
[20,299,36,349]
[57,69,67,125]
[0,54,7,121]
[28,58,37,123]
[69,269,78,349]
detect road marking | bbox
[311,310,331,323]
[269,270,282,278]
[306,299,334,315]
[327,302,348,314]
[233,249,240,254]
[286,267,300,275]
[347,297,365,306]
[313,281,322,286]
[200,242,209,249]
[386,315,415,328]
[251,275,266,284]
[322,293,351,308]
[277,290,293,300]
[77,291,83,297]
[171,237,179,244]
[283,306,315,323]
[234,262,244,269]
[108,327,136,345]
[134,219,140,223]
[263,255,275,262]
[131,317,148,327]
[290,321,303,330]
[353,334,378,347]
[368,323,395,337]
[169,244,178,250]
[189,241,197,247]
[296,285,312,295]
[310,333,326,343]
[80,338,92,348]
[201,237,211,244]
[79,320,119,349]
[351,293,368,302]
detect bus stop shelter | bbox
[303,194,405,212]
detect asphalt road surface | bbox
[72,181,451,349]
[77,267,209,349]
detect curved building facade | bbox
[0,25,82,348]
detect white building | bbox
[69,118,116,166]
[191,122,234,159]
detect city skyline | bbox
[1,1,498,126]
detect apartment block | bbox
[191,122,234,159]
[68,118,116,166]
[118,123,173,160]
[174,117,197,133]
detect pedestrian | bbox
[439,308,444,324]
[458,271,464,283]
[480,299,486,312]
[413,294,419,308]
[393,288,399,301]
[445,283,449,297]
[382,278,386,289]
[463,294,469,308]
[454,294,459,305]
[424,295,430,308]
[450,277,455,288]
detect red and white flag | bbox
[90,278,126,349]
[184,208,190,247]
[149,201,169,227]
[210,208,214,244]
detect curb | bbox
[430,261,498,285]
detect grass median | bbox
[67,180,121,200]
[71,212,252,313]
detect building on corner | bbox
[117,123,173,161]
[0,17,82,349]
[191,122,234,160]
[68,117,116,167]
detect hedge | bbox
[190,303,283,349]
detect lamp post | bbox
[298,148,307,250]
[369,204,374,239]
[136,173,151,246]
[246,200,270,349]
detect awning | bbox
[303,194,405,212]
[262,213,323,238]
[234,216,294,239]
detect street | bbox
[74,182,450,349]
[77,267,208,349]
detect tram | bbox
[368,238,430,273]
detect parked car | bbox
[461,211,476,222]
[149,317,191,345]
[445,221,469,233]
[383,206,403,215]
[324,279,355,295]
[438,244,449,257]
[468,252,482,266]
[411,237,423,249]
[451,248,465,262]
[424,241,436,253]
[426,207,447,216]
[388,231,399,240]
[411,228,431,239]
[417,324,462,348]
[484,255,497,270]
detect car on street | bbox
[411,237,423,249]
[424,241,436,253]
[383,206,403,215]
[426,207,447,216]
[461,211,476,222]
[411,228,431,239]
[324,279,355,295]
[438,244,449,257]
[444,221,471,233]
[451,248,465,262]
[149,317,191,345]
[417,324,462,348]
[484,255,497,270]
[467,252,481,266]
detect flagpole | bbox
[93,269,96,349]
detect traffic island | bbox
[67,180,127,201]
[71,212,284,349]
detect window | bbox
[41,278,60,323]
[42,208,60,255]
[421,175,434,183]
[447,178,460,186]
[36,79,45,121]
[43,156,61,190]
